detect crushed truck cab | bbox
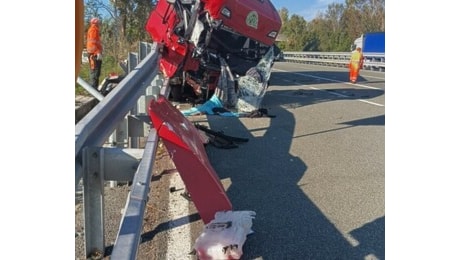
[146,0,281,101]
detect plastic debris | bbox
[193,210,256,260]
[181,95,225,116]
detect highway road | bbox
[160,61,385,259]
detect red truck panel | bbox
[148,95,233,224]
[145,0,190,77]
[203,0,281,46]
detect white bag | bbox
[194,211,256,260]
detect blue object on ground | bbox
[181,95,239,117]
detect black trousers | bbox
[89,54,103,90]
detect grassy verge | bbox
[76,55,125,96]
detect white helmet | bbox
[90,18,99,25]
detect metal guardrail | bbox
[110,129,159,259]
[75,42,164,258]
[282,51,385,72]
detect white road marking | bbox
[273,68,382,90]
[273,69,385,107]
[166,172,195,259]
[277,79,384,107]
[360,74,385,80]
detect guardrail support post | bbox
[108,118,129,187]
[82,146,106,259]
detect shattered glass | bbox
[214,57,238,108]
[236,46,275,112]
[181,46,275,116]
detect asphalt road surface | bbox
[164,61,385,259]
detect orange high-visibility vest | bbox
[86,24,103,54]
[350,51,364,68]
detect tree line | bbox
[278,0,385,51]
[83,0,384,59]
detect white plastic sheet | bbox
[194,210,256,260]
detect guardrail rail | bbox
[282,51,385,72]
[76,42,165,259]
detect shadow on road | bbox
[201,76,384,259]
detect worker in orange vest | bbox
[86,18,103,90]
[349,47,364,83]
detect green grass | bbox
[76,55,125,96]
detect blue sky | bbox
[88,0,345,22]
[271,0,346,21]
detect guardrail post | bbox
[128,52,141,149]
[82,146,106,259]
[108,118,129,187]
[127,42,157,150]
[139,42,152,60]
[128,52,139,74]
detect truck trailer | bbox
[351,32,385,71]
[352,32,385,53]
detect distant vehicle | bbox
[351,32,385,71]
[351,32,385,53]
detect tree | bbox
[278,7,289,33]
[275,0,384,52]
[84,0,156,60]
[281,14,309,51]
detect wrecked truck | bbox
[145,0,282,104]
[144,1,283,254]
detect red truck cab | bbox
[146,0,281,101]
[203,0,281,46]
